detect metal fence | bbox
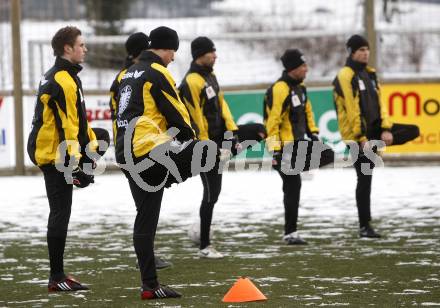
[377,0,440,77]
[1,0,440,174]
[2,0,440,92]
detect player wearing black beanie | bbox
[333,35,420,238]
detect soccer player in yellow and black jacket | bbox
[109,32,173,271]
[115,27,219,300]
[178,37,238,143]
[27,26,109,292]
[109,32,149,147]
[333,34,419,238]
[264,49,334,245]
[178,36,245,259]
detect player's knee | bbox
[47,227,68,238]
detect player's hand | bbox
[72,166,94,188]
[272,150,282,171]
[381,131,393,146]
[228,133,242,156]
[309,133,320,141]
[360,139,368,151]
[233,134,242,155]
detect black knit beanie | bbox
[346,34,369,54]
[281,49,306,71]
[191,36,216,60]
[149,26,179,51]
[125,32,149,59]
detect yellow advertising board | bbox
[380,83,440,153]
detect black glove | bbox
[175,127,195,143]
[309,133,320,141]
[236,123,267,142]
[230,133,241,156]
[79,157,97,171]
[72,166,94,188]
[272,150,282,171]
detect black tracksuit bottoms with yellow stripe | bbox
[43,128,109,281]
[353,123,419,227]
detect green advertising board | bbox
[224,87,345,158]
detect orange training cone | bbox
[222,277,267,303]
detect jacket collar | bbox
[138,50,166,66]
[124,57,134,69]
[189,61,213,76]
[280,70,302,86]
[345,57,367,72]
[55,57,82,75]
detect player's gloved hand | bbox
[175,127,195,143]
[79,155,97,172]
[272,150,282,171]
[230,133,242,156]
[72,166,94,188]
[309,133,320,141]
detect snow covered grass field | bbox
[0,166,439,306]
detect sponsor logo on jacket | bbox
[122,70,145,80]
[118,85,132,116]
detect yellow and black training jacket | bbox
[114,51,194,164]
[27,57,97,166]
[178,62,237,142]
[333,57,392,143]
[264,71,319,152]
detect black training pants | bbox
[199,167,222,249]
[42,164,73,280]
[276,140,335,174]
[353,123,420,227]
[353,153,374,228]
[123,139,218,287]
[276,171,302,235]
[275,140,335,235]
[42,127,109,280]
[124,172,164,289]
[196,126,265,250]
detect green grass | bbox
[1,220,439,307]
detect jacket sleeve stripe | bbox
[304,99,319,134]
[109,69,127,147]
[336,69,366,141]
[161,89,193,128]
[219,93,238,132]
[54,71,81,162]
[265,81,289,151]
[376,82,392,130]
[34,94,61,165]
[180,75,209,140]
[150,63,195,140]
